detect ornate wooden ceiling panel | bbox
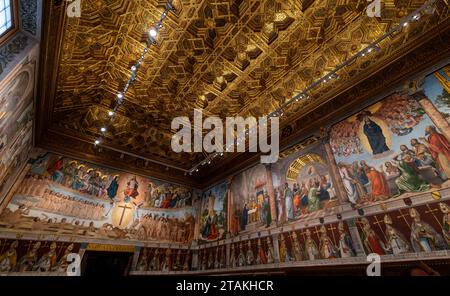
[37,0,450,186]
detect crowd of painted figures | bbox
[330,94,424,157]
[0,206,195,244]
[0,240,78,272]
[135,214,196,243]
[337,125,450,205]
[20,188,106,220]
[359,205,450,255]
[135,248,192,272]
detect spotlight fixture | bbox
[117,93,123,99]
[402,21,408,27]
[131,65,137,72]
[108,111,114,117]
[149,28,157,37]
[94,139,101,145]
[100,127,106,132]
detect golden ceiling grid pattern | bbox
[50,0,443,169]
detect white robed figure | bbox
[283,183,294,221]
[338,164,359,204]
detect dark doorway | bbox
[81,251,133,276]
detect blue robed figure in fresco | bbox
[107,176,119,200]
[360,112,390,155]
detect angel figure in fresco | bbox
[290,231,303,261]
[409,208,447,252]
[17,241,41,271]
[439,203,450,246]
[304,229,319,261]
[360,218,385,255]
[136,248,149,271]
[383,214,411,255]
[246,240,254,265]
[319,225,338,259]
[338,222,356,258]
[266,237,275,264]
[256,238,267,265]
[34,242,58,272]
[124,176,139,203]
[359,112,390,155]
[0,240,18,272]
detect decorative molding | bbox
[20,0,38,36]
[0,33,29,76]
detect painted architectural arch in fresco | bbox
[270,143,343,224]
[424,64,450,119]
[0,152,198,244]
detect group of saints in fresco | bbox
[0,240,77,273]
[0,153,196,243]
[135,248,192,272]
[221,87,450,241]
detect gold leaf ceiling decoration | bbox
[39,0,450,184]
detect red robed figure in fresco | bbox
[47,157,63,175]
[425,126,450,171]
[208,218,219,240]
[365,167,390,201]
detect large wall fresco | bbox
[0,238,81,273]
[0,153,198,244]
[330,91,450,206]
[199,182,228,242]
[0,61,35,203]
[271,145,340,222]
[230,164,272,235]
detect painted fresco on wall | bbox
[0,239,81,273]
[424,64,450,119]
[0,153,197,244]
[230,164,272,235]
[135,247,192,272]
[271,145,340,223]
[356,201,449,255]
[330,91,450,206]
[199,182,227,242]
[0,62,35,201]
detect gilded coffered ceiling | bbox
[37,0,450,186]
